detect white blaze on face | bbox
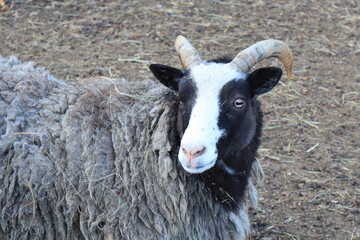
[179,62,246,173]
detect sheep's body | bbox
[0,56,258,239]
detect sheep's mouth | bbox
[182,159,216,174]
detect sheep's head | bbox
[150,36,292,174]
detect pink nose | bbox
[181,145,206,163]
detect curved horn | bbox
[175,35,202,70]
[230,39,293,80]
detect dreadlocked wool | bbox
[0,56,262,240]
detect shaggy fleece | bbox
[0,56,256,240]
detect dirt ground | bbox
[1,0,359,239]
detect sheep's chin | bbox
[180,159,217,174]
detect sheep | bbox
[0,55,253,240]
[0,35,292,240]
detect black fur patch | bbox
[177,77,197,131]
[209,56,233,64]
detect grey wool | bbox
[0,56,262,240]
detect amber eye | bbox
[233,98,245,108]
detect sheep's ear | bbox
[149,64,185,91]
[246,67,282,97]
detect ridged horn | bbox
[175,35,202,70]
[230,39,293,80]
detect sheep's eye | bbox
[233,98,245,108]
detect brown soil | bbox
[1,0,359,239]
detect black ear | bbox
[246,67,282,97]
[149,64,185,91]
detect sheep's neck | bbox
[199,153,253,211]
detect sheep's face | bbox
[150,62,282,174]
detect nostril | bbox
[195,146,206,156]
[182,146,188,154]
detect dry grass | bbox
[1,0,359,239]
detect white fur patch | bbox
[179,62,246,173]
